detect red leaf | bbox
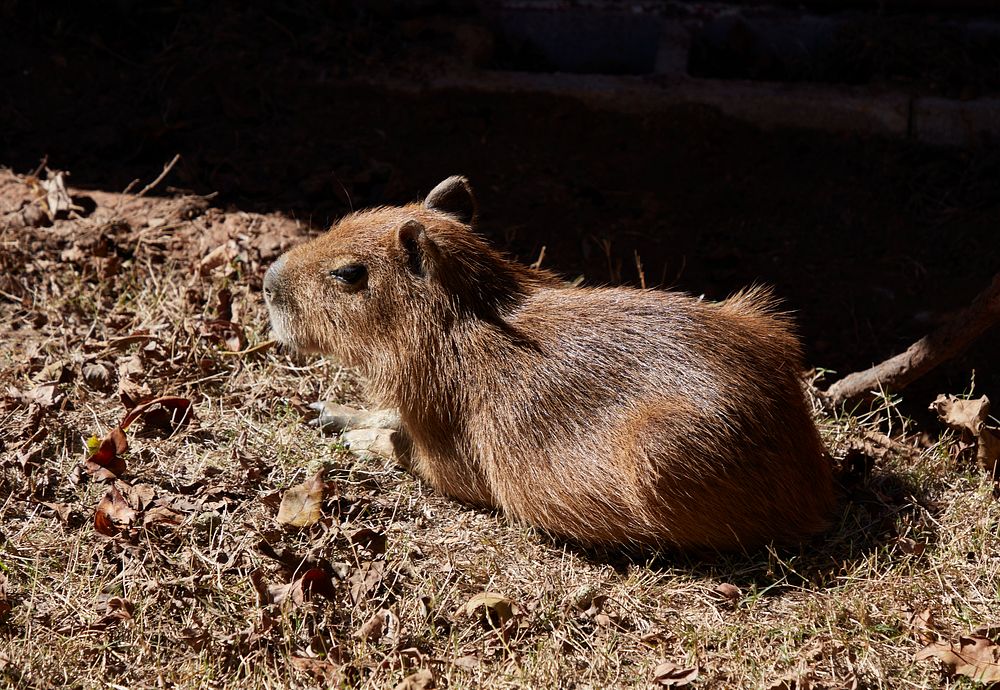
[84,426,128,480]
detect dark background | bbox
[2,1,999,419]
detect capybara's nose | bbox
[264,255,286,303]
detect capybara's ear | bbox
[424,176,476,225]
[397,219,429,276]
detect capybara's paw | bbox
[308,402,400,433]
[341,427,410,466]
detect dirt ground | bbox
[1,3,999,689]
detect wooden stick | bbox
[137,154,181,198]
[823,272,1000,408]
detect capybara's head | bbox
[264,176,537,367]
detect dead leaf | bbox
[349,561,387,606]
[640,629,673,647]
[915,633,1000,683]
[82,362,111,389]
[348,526,387,555]
[652,660,699,687]
[201,319,246,352]
[384,647,424,672]
[353,608,398,643]
[56,597,134,635]
[83,426,128,480]
[21,382,62,408]
[931,394,1000,476]
[978,427,1000,475]
[931,394,990,436]
[94,485,138,536]
[179,627,210,651]
[142,505,185,528]
[123,482,156,511]
[116,355,151,405]
[462,592,517,630]
[254,568,336,608]
[394,669,435,690]
[451,653,480,669]
[199,241,238,273]
[896,536,926,556]
[0,573,11,623]
[40,501,74,524]
[908,608,939,645]
[120,395,192,431]
[38,170,78,219]
[288,655,342,685]
[277,469,326,527]
[711,582,742,603]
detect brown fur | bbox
[264,176,835,550]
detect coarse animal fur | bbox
[264,176,835,550]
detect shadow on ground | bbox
[3,1,999,416]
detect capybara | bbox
[264,176,835,550]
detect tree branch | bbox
[823,272,1000,408]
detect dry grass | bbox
[1,169,998,690]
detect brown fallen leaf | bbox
[896,536,926,557]
[56,597,135,635]
[21,382,63,408]
[83,397,193,481]
[120,395,192,430]
[277,469,326,527]
[253,568,336,608]
[199,241,239,274]
[711,582,742,603]
[353,608,397,643]
[462,592,517,631]
[288,655,342,685]
[201,318,246,352]
[123,482,156,511]
[40,501,74,524]
[0,573,10,623]
[116,354,149,405]
[978,427,1000,475]
[142,505,185,528]
[931,393,1000,474]
[137,400,194,436]
[451,653,480,670]
[931,394,991,436]
[256,540,346,580]
[915,633,1000,683]
[652,660,699,687]
[348,526,387,555]
[382,647,424,672]
[639,629,673,647]
[94,485,139,536]
[394,669,435,690]
[82,362,111,390]
[907,608,939,645]
[349,561,387,606]
[571,590,608,619]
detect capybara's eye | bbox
[329,264,367,285]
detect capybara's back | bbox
[477,284,835,550]
[264,176,836,550]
